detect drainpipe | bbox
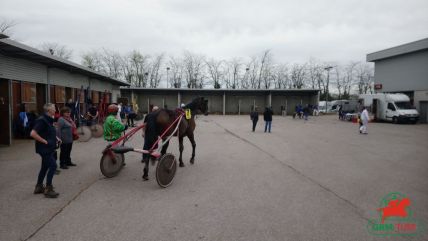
[223,92,226,115]
[46,67,51,103]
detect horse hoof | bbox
[142,175,149,181]
[179,162,185,167]
[190,159,194,164]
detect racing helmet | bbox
[107,104,119,114]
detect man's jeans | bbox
[37,152,57,186]
[264,121,272,133]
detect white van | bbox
[359,93,419,124]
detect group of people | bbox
[250,107,273,133]
[116,103,138,127]
[293,104,312,121]
[30,101,136,198]
[30,104,78,198]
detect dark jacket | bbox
[33,114,57,154]
[263,108,273,121]
[250,111,259,121]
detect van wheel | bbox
[392,117,398,124]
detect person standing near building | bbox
[250,107,259,132]
[116,102,123,121]
[360,106,369,134]
[30,103,61,198]
[303,104,310,121]
[65,98,76,121]
[86,103,99,126]
[57,107,77,169]
[263,107,273,133]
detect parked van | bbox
[359,93,419,124]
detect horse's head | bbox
[189,97,209,116]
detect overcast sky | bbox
[1,0,427,64]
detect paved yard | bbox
[0,115,427,241]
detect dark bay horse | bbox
[142,97,208,180]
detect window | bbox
[395,101,413,110]
[387,103,396,111]
[92,91,99,104]
[55,86,65,103]
[21,82,36,103]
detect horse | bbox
[142,97,208,180]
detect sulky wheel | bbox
[77,126,92,142]
[156,153,177,188]
[91,124,104,138]
[100,151,124,178]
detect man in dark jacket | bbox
[30,103,61,198]
[263,107,273,133]
[250,107,259,132]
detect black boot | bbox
[142,167,149,181]
[44,185,59,198]
[34,184,45,194]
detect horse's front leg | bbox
[188,133,196,164]
[179,136,185,167]
[161,140,170,156]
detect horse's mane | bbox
[183,97,202,110]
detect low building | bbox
[120,87,319,115]
[367,38,428,123]
[0,37,129,145]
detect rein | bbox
[149,110,184,152]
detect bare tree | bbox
[258,50,274,89]
[81,50,104,73]
[183,51,205,89]
[272,64,289,89]
[0,18,17,35]
[206,58,224,89]
[168,56,184,88]
[333,65,344,99]
[290,63,307,89]
[247,56,259,89]
[240,63,250,89]
[224,58,242,89]
[356,62,374,94]
[307,58,324,89]
[148,53,164,88]
[343,61,358,98]
[128,50,150,87]
[40,42,73,60]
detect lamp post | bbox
[245,67,249,89]
[324,66,333,113]
[166,67,170,87]
[144,72,148,87]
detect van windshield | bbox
[395,101,413,109]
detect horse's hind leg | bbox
[142,158,149,180]
[179,136,185,167]
[188,133,196,164]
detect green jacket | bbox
[103,115,125,141]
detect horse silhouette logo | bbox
[367,192,425,236]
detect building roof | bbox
[367,38,428,62]
[0,38,130,86]
[121,87,319,95]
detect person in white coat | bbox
[360,107,369,134]
[116,103,122,121]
